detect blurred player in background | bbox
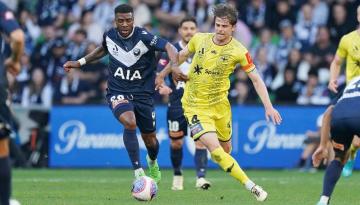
[0,2,24,205]
[167,3,282,201]
[313,76,360,205]
[327,5,360,177]
[156,16,211,191]
[63,4,179,184]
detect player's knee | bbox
[170,139,183,149]
[194,141,206,149]
[122,119,137,130]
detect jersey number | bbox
[168,120,179,132]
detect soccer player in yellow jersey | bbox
[326,5,360,178]
[171,4,282,202]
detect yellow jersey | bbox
[336,30,360,82]
[182,33,255,107]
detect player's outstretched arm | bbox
[248,69,282,125]
[328,54,343,93]
[171,46,192,82]
[63,46,107,72]
[5,28,24,76]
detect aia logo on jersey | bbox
[114,67,142,80]
[133,48,141,56]
[193,65,203,75]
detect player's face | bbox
[214,17,235,43]
[178,21,197,43]
[115,12,134,37]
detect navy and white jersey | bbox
[102,27,168,99]
[0,2,20,97]
[333,76,360,119]
[157,41,192,108]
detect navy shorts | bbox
[167,107,187,139]
[106,92,156,134]
[330,117,360,154]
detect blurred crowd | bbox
[2,0,359,107]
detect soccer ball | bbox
[131,176,158,201]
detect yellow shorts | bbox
[183,100,232,142]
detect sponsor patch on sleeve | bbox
[190,123,204,137]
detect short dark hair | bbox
[212,3,238,26]
[114,4,133,14]
[179,16,197,27]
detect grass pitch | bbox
[12,169,358,205]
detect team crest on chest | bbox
[133,48,141,56]
[106,36,149,67]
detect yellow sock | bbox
[211,147,249,184]
[350,144,359,160]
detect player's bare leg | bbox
[342,135,360,177]
[118,111,145,178]
[170,138,184,190]
[142,132,161,183]
[198,132,267,201]
[0,137,11,205]
[194,141,210,190]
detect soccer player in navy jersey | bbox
[0,2,25,205]
[156,16,211,191]
[63,4,179,183]
[313,76,360,205]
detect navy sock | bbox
[123,129,141,169]
[322,160,343,197]
[146,139,159,161]
[170,147,183,175]
[0,157,11,205]
[195,149,207,178]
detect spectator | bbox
[21,68,52,108]
[67,9,104,45]
[155,0,187,29]
[244,0,267,33]
[327,3,353,45]
[66,29,88,60]
[308,0,329,26]
[275,68,301,104]
[308,26,336,84]
[251,28,277,64]
[297,69,330,105]
[266,0,296,32]
[53,69,95,105]
[129,0,152,27]
[254,47,277,89]
[294,3,318,52]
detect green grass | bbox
[12,169,358,205]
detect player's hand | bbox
[63,61,81,72]
[5,58,21,76]
[158,85,172,95]
[172,67,188,82]
[328,79,338,93]
[312,145,329,168]
[155,74,165,90]
[265,107,282,125]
